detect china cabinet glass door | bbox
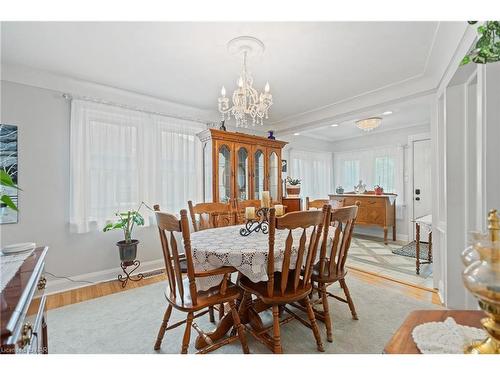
[236,146,249,200]
[269,151,279,201]
[218,145,231,202]
[254,149,265,199]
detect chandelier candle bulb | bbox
[221,86,226,97]
[261,191,271,208]
[245,207,256,220]
[274,204,284,216]
[265,82,270,92]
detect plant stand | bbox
[118,260,144,288]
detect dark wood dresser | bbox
[1,246,48,354]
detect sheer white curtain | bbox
[289,149,333,199]
[333,145,404,217]
[70,100,204,233]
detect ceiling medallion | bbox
[355,117,382,131]
[218,36,273,128]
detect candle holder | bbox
[240,207,270,236]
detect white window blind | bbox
[70,100,204,233]
[289,149,332,199]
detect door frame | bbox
[407,132,432,241]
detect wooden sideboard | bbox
[197,129,287,204]
[329,193,397,244]
[1,247,48,354]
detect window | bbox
[289,149,332,198]
[334,146,402,197]
[70,100,204,233]
[343,160,360,191]
[374,156,395,192]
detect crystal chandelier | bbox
[355,117,382,131]
[218,36,273,127]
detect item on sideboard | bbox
[267,130,276,140]
[461,209,500,354]
[103,202,146,287]
[260,191,271,208]
[374,185,384,195]
[286,176,301,197]
[336,185,344,194]
[281,159,287,173]
[219,120,227,131]
[354,180,366,194]
[240,207,270,236]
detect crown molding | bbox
[271,22,469,134]
[1,63,220,123]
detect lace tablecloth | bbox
[191,225,325,291]
[412,317,486,354]
[0,249,35,292]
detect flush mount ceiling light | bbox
[355,117,382,132]
[330,124,339,127]
[293,132,301,136]
[218,36,273,128]
[382,111,393,115]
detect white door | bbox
[412,139,432,240]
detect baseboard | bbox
[45,258,165,295]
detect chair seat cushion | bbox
[166,277,240,312]
[239,272,312,304]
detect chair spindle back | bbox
[155,207,198,305]
[188,200,233,232]
[267,205,330,297]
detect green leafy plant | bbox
[462,21,500,65]
[103,203,145,243]
[286,176,301,186]
[0,169,20,211]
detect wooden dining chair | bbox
[238,206,331,353]
[311,203,359,343]
[233,199,262,224]
[306,197,345,211]
[188,201,234,232]
[153,208,249,354]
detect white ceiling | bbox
[298,94,432,141]
[1,22,466,137]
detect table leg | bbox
[393,224,396,241]
[416,223,420,275]
[384,227,388,245]
[428,231,433,263]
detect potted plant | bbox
[103,204,145,265]
[374,185,384,195]
[286,176,301,197]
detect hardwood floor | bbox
[46,266,442,310]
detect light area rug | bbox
[48,275,439,354]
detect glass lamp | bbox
[461,209,500,354]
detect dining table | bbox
[189,224,331,351]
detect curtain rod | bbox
[61,93,212,125]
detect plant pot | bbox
[117,239,139,265]
[286,185,301,196]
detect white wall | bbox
[0,80,199,293]
[330,124,431,241]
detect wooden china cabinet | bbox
[197,129,287,203]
